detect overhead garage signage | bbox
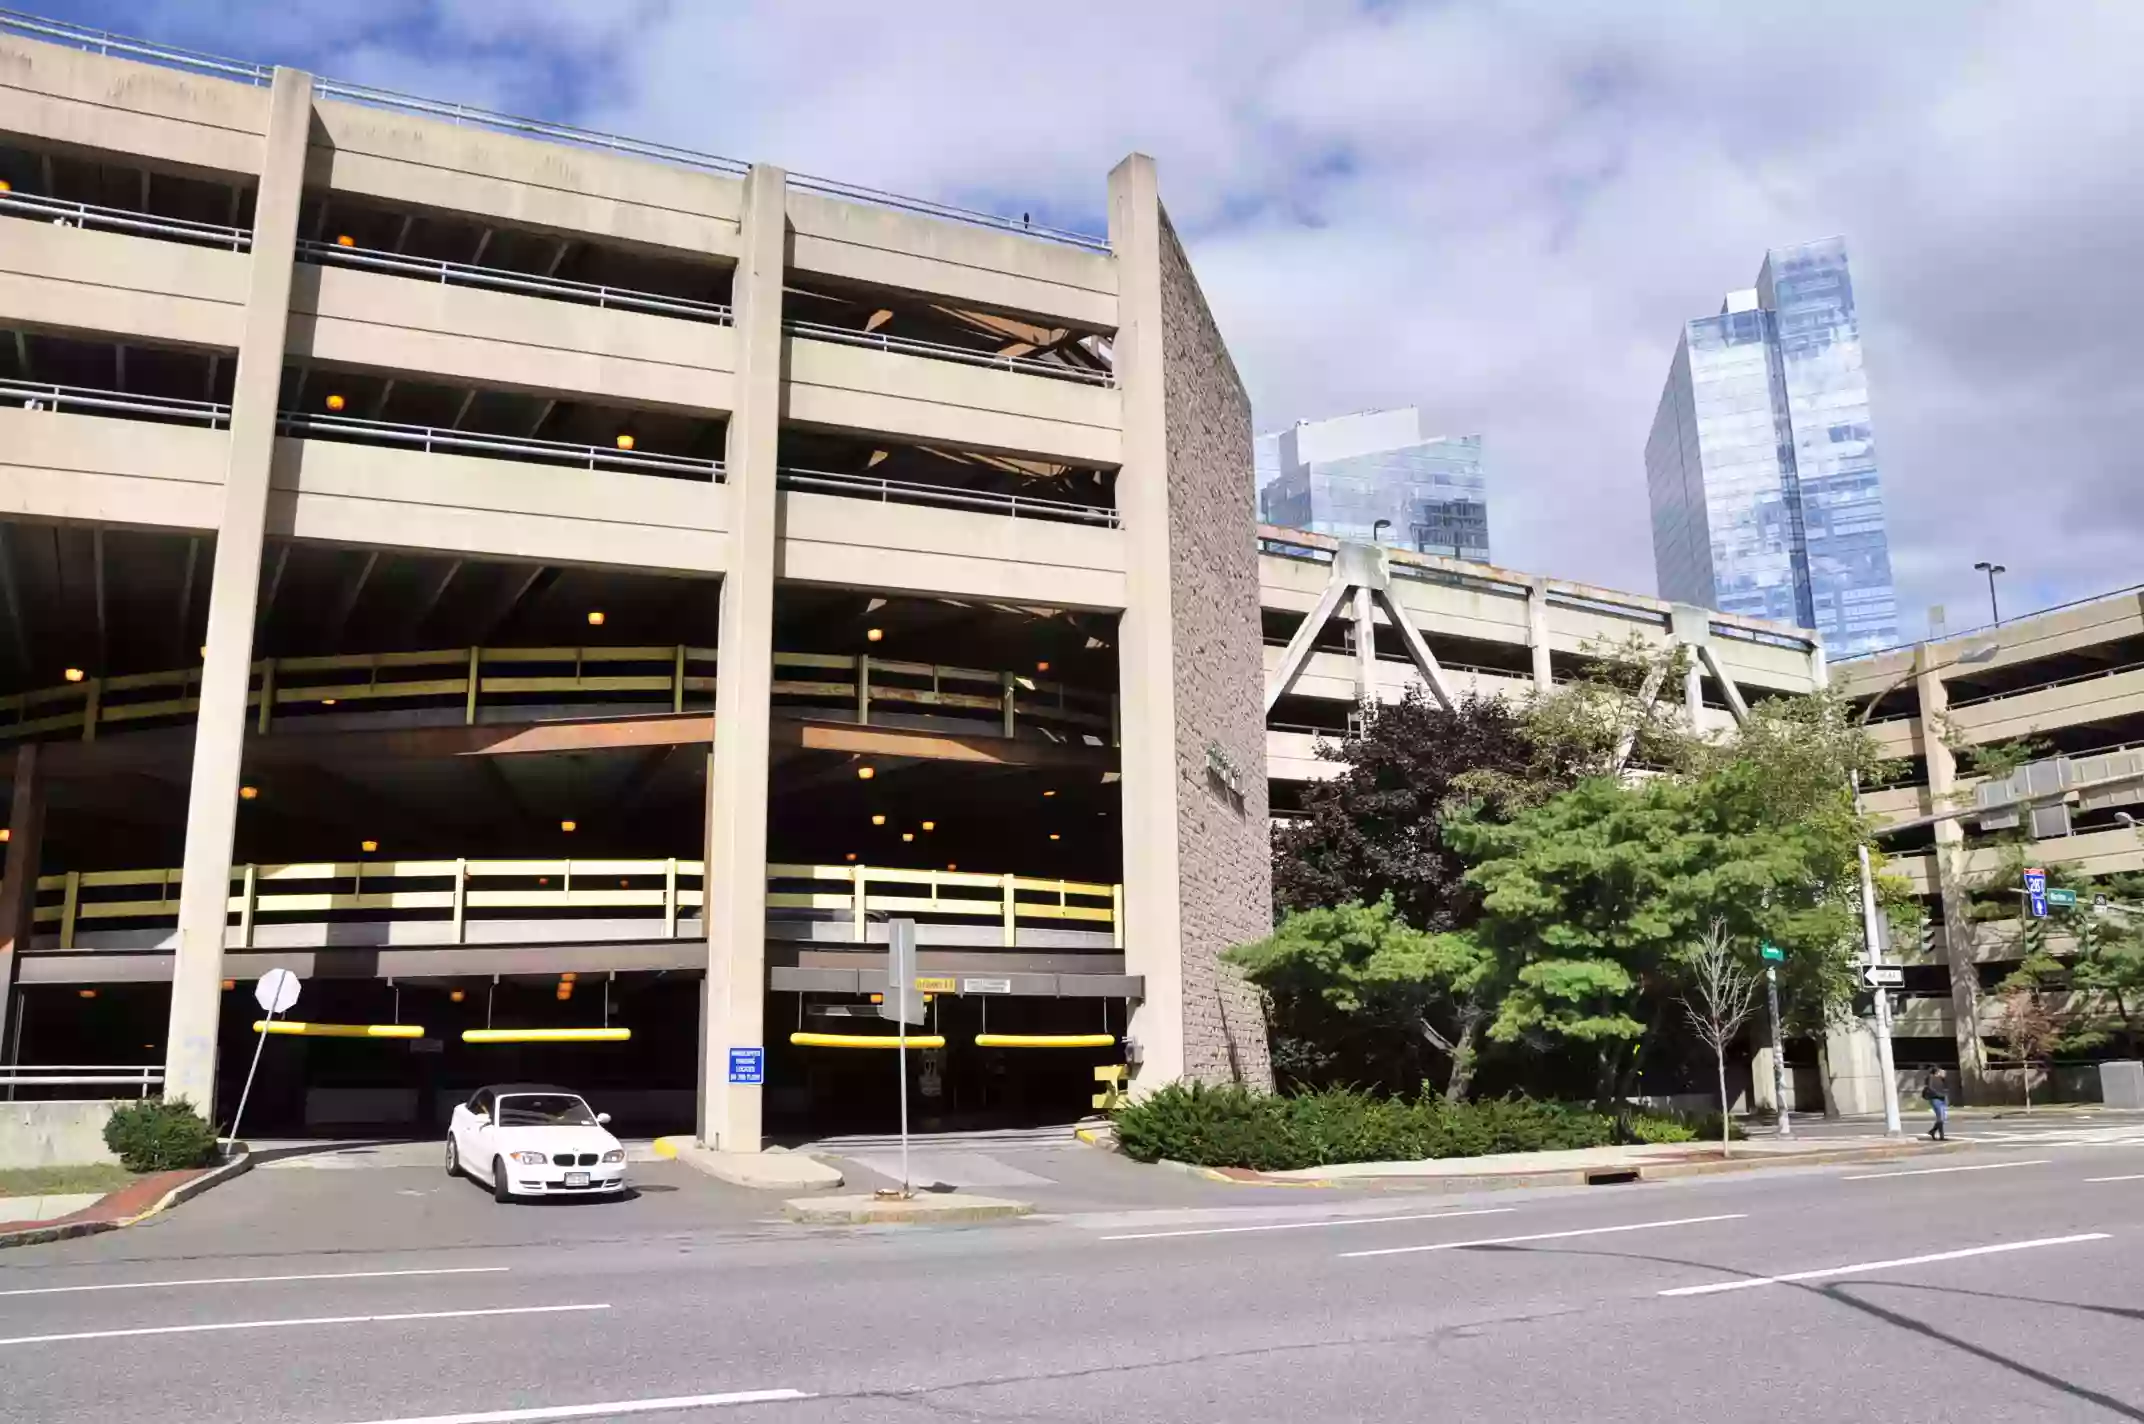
[914,976,958,993]
[961,978,1013,995]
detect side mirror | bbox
[595,1112,612,1125]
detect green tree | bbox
[1447,689,1884,1104]
[1225,899,1498,1102]
[2067,878,2144,1056]
[1268,690,1558,1096]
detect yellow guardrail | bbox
[462,1027,632,1043]
[0,643,1114,746]
[253,1020,424,1039]
[32,858,1121,951]
[974,1034,1117,1048]
[790,1032,948,1050]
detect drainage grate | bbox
[1585,1168,1641,1186]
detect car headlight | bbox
[602,1149,625,1163]
[508,1151,548,1165]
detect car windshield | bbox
[494,1094,596,1127]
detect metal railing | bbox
[0,1064,164,1097]
[0,8,268,81]
[0,188,252,249]
[0,644,1118,748]
[785,171,1111,253]
[779,466,1118,528]
[278,411,723,480]
[1947,656,2144,712]
[30,859,1122,951]
[2,379,230,427]
[297,240,732,323]
[784,320,1113,386]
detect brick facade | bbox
[1157,210,1273,1087]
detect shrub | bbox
[104,1097,219,1173]
[1113,1083,1617,1171]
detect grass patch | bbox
[0,1163,139,1198]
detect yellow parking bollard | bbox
[1093,1063,1128,1111]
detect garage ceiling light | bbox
[78,989,96,999]
[239,785,259,800]
[586,610,606,626]
[560,820,578,833]
[901,832,914,843]
[857,766,876,780]
[0,828,8,842]
[614,433,636,451]
[222,979,235,990]
[1043,789,1056,797]
[335,234,355,247]
[1036,661,1050,673]
[1049,833,1061,841]
[360,839,379,853]
[321,698,337,706]
[62,668,84,683]
[845,852,858,862]
[561,972,577,983]
[324,393,346,411]
[871,814,886,826]
[866,627,884,642]
[921,820,936,831]
[450,989,466,1003]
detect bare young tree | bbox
[1679,918,1761,1156]
[1996,980,2061,1111]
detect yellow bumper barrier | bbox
[253,1021,423,1039]
[1094,1063,1129,1111]
[461,1027,632,1044]
[975,1034,1118,1049]
[790,1032,947,1049]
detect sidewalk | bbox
[1174,1135,1956,1189]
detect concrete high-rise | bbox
[1645,238,1899,657]
[1257,407,1489,563]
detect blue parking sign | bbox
[2025,867,2048,920]
[727,1047,765,1085]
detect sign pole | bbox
[226,968,301,1155]
[883,918,919,1200]
[1766,963,1790,1139]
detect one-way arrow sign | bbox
[1864,965,1905,988]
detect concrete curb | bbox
[1072,1123,1117,1149]
[0,1151,252,1251]
[783,1192,1033,1225]
[1165,1141,1967,1191]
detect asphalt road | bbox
[6,1134,2144,1423]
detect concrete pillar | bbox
[1109,155,1187,1087]
[0,745,47,1064]
[1526,578,1552,692]
[1109,153,1272,1090]
[698,163,785,1151]
[1918,647,1986,1096]
[164,68,312,1116]
[1683,652,1704,728]
[1821,1017,1887,1116]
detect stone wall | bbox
[1157,208,1272,1088]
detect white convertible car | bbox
[447,1083,628,1202]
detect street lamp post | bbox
[1852,638,1999,1136]
[1973,561,2006,625]
[1371,517,1392,545]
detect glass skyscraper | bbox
[1645,238,1898,655]
[1257,407,1490,563]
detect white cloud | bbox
[59,0,2144,638]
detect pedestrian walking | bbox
[1922,1066,1949,1141]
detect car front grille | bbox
[551,1152,599,1166]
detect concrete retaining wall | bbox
[0,1101,121,1168]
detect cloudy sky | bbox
[41,0,2144,644]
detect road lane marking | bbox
[2087,1174,2144,1183]
[1659,1232,2110,1297]
[0,1302,605,1347]
[1101,1207,1515,1241]
[1840,1159,2051,1181]
[339,1390,814,1423]
[0,1266,511,1298]
[1341,1213,1747,1259]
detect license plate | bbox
[565,1172,590,1187]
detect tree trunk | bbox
[1716,1051,1731,1158]
[1442,1006,1485,1105]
